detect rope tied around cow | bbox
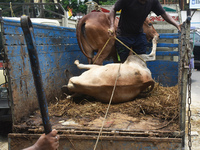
[93,63,121,150]
[92,31,147,65]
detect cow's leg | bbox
[92,38,116,65]
[74,60,100,70]
[62,84,85,100]
[148,36,158,57]
[141,80,155,93]
[138,36,158,61]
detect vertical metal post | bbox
[20,16,52,134]
[179,13,191,149]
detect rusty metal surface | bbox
[8,133,182,150]
[1,18,88,124]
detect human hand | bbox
[24,129,60,150]
[108,27,115,36]
[178,23,182,32]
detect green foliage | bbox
[61,0,87,15]
[0,1,25,17]
[99,0,117,5]
[0,0,116,17]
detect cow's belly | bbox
[94,85,142,103]
[68,80,143,103]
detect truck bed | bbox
[10,83,182,150]
[14,83,180,133]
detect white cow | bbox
[64,55,154,103]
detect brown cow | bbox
[76,12,159,65]
[65,55,154,103]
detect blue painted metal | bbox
[159,33,179,39]
[20,16,52,134]
[146,32,180,86]
[2,18,88,124]
[156,51,179,56]
[157,43,179,48]
[148,43,178,48]
[147,60,178,86]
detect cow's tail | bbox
[76,17,93,60]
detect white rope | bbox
[93,64,121,150]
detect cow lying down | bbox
[64,55,155,103]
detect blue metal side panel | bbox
[157,43,179,48]
[2,19,88,123]
[147,43,178,48]
[147,60,178,87]
[146,32,179,86]
[156,51,179,56]
[159,33,179,39]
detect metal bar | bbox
[34,5,64,17]
[159,33,179,39]
[179,15,191,148]
[148,43,179,47]
[8,133,182,150]
[0,2,64,17]
[20,16,52,134]
[157,43,179,47]
[156,51,179,56]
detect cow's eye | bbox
[148,23,152,26]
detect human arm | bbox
[161,12,181,31]
[23,129,60,150]
[109,5,116,36]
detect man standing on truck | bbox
[109,0,181,63]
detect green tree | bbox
[99,0,117,5]
[61,0,87,15]
[0,0,24,17]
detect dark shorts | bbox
[115,33,148,62]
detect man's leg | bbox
[115,36,132,63]
[132,33,148,54]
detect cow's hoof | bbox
[74,60,79,65]
[61,85,70,94]
[66,95,72,100]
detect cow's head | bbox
[143,18,159,42]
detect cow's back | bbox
[76,12,119,64]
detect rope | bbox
[10,2,15,17]
[114,37,146,64]
[93,35,146,65]
[93,64,121,150]
[93,37,111,64]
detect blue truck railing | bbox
[147,33,180,87]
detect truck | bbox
[0,5,192,150]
